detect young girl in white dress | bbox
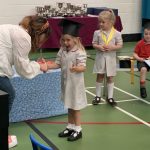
[92,9,123,106]
[47,19,87,141]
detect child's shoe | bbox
[107,98,117,107]
[8,135,18,148]
[140,87,147,98]
[92,96,101,105]
[67,130,82,141]
[58,128,74,137]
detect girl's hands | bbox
[97,44,115,52]
[70,63,76,72]
[70,64,86,73]
[102,44,115,51]
[46,60,55,69]
[97,45,105,51]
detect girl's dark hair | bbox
[19,15,51,52]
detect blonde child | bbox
[133,22,150,98]
[47,19,87,141]
[92,9,123,106]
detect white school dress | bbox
[92,29,123,76]
[55,46,87,110]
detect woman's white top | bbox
[0,24,41,79]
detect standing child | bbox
[92,9,123,106]
[47,19,87,141]
[133,22,150,98]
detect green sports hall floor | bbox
[9,42,150,150]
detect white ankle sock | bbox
[67,123,75,130]
[96,82,103,97]
[107,82,114,99]
[74,126,82,132]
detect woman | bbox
[0,15,50,148]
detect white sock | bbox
[74,125,82,132]
[67,123,75,130]
[96,82,103,97]
[107,82,114,99]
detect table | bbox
[42,16,123,49]
[9,69,67,123]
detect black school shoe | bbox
[67,131,82,141]
[140,87,147,98]
[58,128,74,137]
[107,98,117,107]
[92,96,101,105]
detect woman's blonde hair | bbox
[60,35,85,51]
[98,9,116,25]
[19,15,51,52]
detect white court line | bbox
[87,99,138,106]
[85,89,138,103]
[116,99,139,103]
[86,89,138,103]
[86,86,150,105]
[88,103,105,106]
[85,88,150,128]
[116,107,150,127]
[114,86,150,105]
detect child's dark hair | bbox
[144,22,150,30]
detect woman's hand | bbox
[37,58,48,72]
[39,62,48,72]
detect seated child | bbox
[133,22,150,98]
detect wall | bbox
[0,0,142,34]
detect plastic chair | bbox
[29,134,53,150]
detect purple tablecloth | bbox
[42,16,123,49]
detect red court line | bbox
[28,120,150,125]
